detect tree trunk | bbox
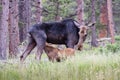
[55,1,60,21]
[19,0,31,42]
[99,2,108,38]
[107,0,115,43]
[98,1,109,38]
[100,2,108,26]
[35,0,42,23]
[91,0,98,47]
[25,0,31,30]
[76,0,84,24]
[0,0,9,60]
[9,0,20,58]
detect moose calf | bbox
[44,43,75,62]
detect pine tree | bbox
[34,0,42,23]
[91,0,98,47]
[0,0,9,60]
[107,0,115,43]
[9,0,20,58]
[76,0,84,24]
[19,0,31,42]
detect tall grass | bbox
[0,52,120,80]
[0,36,120,80]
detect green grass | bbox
[0,51,120,80]
[0,36,120,80]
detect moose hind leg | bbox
[35,44,45,60]
[33,31,46,60]
[20,37,36,62]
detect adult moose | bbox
[20,19,94,62]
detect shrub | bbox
[106,43,120,53]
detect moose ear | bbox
[87,22,96,27]
[74,21,80,27]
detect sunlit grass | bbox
[0,50,120,80]
[1,36,120,80]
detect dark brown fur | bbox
[20,19,94,62]
[20,19,80,62]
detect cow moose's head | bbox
[74,21,95,40]
[74,21,95,50]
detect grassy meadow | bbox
[0,36,120,80]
